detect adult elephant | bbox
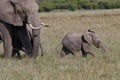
[0,0,42,59]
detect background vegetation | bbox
[37,0,120,12]
[0,9,120,80]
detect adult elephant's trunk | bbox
[32,29,41,59]
[27,12,44,59]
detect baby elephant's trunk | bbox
[100,44,105,53]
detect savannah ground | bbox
[0,9,120,80]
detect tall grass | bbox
[0,9,120,80]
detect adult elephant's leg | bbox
[0,23,12,58]
[18,27,33,57]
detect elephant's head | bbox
[10,0,41,28]
[0,0,41,29]
[82,29,105,53]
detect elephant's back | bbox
[62,32,82,51]
[63,32,82,42]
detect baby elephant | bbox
[60,30,105,58]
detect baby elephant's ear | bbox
[82,32,93,45]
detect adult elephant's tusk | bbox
[41,22,51,27]
[27,23,41,29]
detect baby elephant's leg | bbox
[60,50,66,58]
[12,48,17,57]
[71,52,76,57]
[82,43,94,57]
[16,51,22,58]
[81,47,87,57]
[60,46,70,58]
[12,48,21,58]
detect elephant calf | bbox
[60,29,105,58]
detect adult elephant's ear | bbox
[82,32,93,45]
[0,0,23,26]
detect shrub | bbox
[37,0,120,12]
[68,3,78,11]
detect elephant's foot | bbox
[4,53,12,59]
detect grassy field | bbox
[0,9,120,80]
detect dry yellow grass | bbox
[0,9,120,80]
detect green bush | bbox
[78,1,97,9]
[98,1,120,9]
[55,2,69,9]
[68,3,78,11]
[37,0,120,12]
[39,2,55,12]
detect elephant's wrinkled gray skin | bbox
[0,0,42,59]
[60,30,105,58]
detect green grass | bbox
[0,9,120,80]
